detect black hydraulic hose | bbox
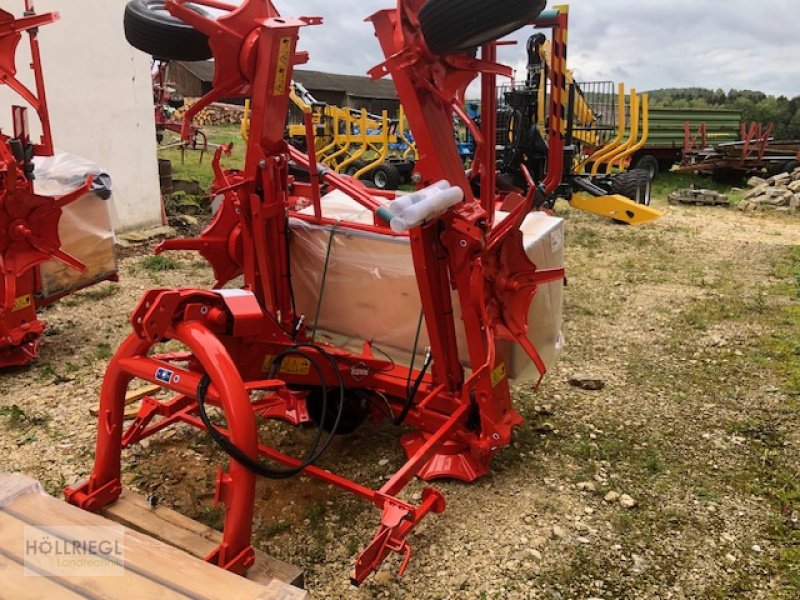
[195,344,345,479]
[393,349,432,426]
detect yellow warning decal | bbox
[12,294,32,312]
[262,354,311,376]
[490,363,507,387]
[272,37,292,96]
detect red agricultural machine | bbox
[68,0,568,584]
[0,2,112,368]
[152,60,209,155]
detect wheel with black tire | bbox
[632,155,659,182]
[370,163,402,190]
[345,159,368,177]
[419,0,547,56]
[611,169,651,206]
[305,388,368,435]
[124,0,212,61]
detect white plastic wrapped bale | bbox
[289,191,565,383]
[33,152,117,300]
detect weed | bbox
[94,343,114,361]
[80,284,119,301]
[142,255,180,272]
[197,505,225,531]
[263,520,291,538]
[0,404,50,429]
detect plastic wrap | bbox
[32,152,117,299]
[289,192,565,382]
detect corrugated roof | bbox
[174,62,397,100]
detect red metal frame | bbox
[67,0,565,583]
[0,2,98,368]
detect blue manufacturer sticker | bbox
[155,368,174,384]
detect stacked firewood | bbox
[171,99,245,127]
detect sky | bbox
[261,0,800,98]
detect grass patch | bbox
[94,343,114,361]
[0,404,50,429]
[263,520,291,538]
[142,255,180,272]
[79,284,119,301]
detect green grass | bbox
[0,404,50,429]
[159,125,246,191]
[141,255,180,272]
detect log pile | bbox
[738,168,800,214]
[171,99,245,127]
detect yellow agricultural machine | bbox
[243,81,417,190]
[494,5,661,224]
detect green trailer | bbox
[630,108,742,180]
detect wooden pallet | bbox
[0,473,305,600]
[102,491,304,588]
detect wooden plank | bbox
[0,511,190,600]
[0,475,305,600]
[0,550,87,600]
[89,384,161,418]
[102,491,304,588]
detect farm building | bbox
[170,61,400,114]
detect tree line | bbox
[646,87,800,140]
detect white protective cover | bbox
[289,191,565,383]
[32,152,117,298]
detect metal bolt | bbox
[200,306,209,315]
[460,240,467,247]
[492,433,500,441]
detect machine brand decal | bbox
[12,294,32,312]
[350,363,369,381]
[262,354,312,376]
[155,368,175,384]
[490,363,507,387]
[272,37,292,96]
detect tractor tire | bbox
[345,159,368,177]
[306,388,368,435]
[611,169,651,206]
[124,0,212,61]
[370,163,402,191]
[419,0,547,56]
[633,154,660,182]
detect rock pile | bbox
[738,168,800,213]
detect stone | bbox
[577,481,596,492]
[751,544,762,553]
[619,494,637,509]
[720,532,735,543]
[788,180,800,193]
[725,553,737,564]
[552,524,567,539]
[568,373,605,391]
[744,183,769,199]
[374,570,394,585]
[604,491,620,503]
[747,176,766,187]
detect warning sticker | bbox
[272,37,292,96]
[262,354,311,376]
[490,363,507,388]
[12,294,32,312]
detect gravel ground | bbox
[1,195,798,599]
